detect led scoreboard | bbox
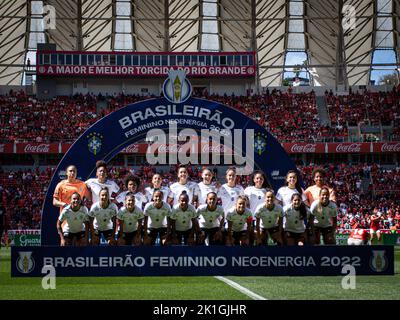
[36,51,256,77]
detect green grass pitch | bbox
[1,247,399,300]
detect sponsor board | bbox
[11,246,394,277]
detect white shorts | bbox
[348,238,364,246]
[370,229,380,234]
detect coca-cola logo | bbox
[381,143,400,152]
[24,144,50,153]
[290,144,316,153]
[123,144,139,153]
[335,143,361,153]
[201,144,226,153]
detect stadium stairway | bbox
[316,96,330,126]
[361,176,372,194]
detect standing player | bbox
[143,190,172,245]
[225,196,253,246]
[197,168,219,206]
[244,171,269,215]
[276,170,307,207]
[218,167,245,214]
[116,175,147,210]
[309,187,337,245]
[53,164,90,210]
[254,190,283,246]
[0,201,5,247]
[116,193,144,246]
[169,165,200,207]
[170,192,200,245]
[369,208,384,244]
[88,187,118,246]
[85,160,120,204]
[283,193,312,246]
[144,173,171,203]
[57,193,90,246]
[304,168,336,206]
[196,191,225,245]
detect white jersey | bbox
[276,186,307,207]
[254,203,283,229]
[116,191,147,210]
[117,206,144,233]
[244,186,267,215]
[88,202,118,231]
[85,178,120,204]
[197,182,219,206]
[283,204,311,233]
[169,181,200,205]
[196,204,225,229]
[226,207,252,232]
[144,186,171,203]
[310,200,338,228]
[58,205,89,233]
[218,183,245,213]
[144,201,171,229]
[170,203,198,232]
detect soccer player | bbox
[197,191,225,245]
[254,190,283,246]
[244,171,269,215]
[218,167,245,214]
[57,193,90,246]
[276,170,307,207]
[348,220,370,245]
[309,187,338,245]
[116,174,147,210]
[169,165,200,207]
[85,160,120,204]
[169,191,200,245]
[88,187,118,246]
[369,208,384,244]
[144,173,171,203]
[283,193,312,246]
[225,196,253,246]
[304,168,336,206]
[197,168,219,206]
[0,201,5,248]
[53,164,90,211]
[116,193,144,246]
[143,190,171,245]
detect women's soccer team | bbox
[54,161,339,247]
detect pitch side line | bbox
[214,276,267,300]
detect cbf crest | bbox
[370,250,388,273]
[163,70,192,104]
[87,132,103,155]
[254,132,267,155]
[16,251,35,274]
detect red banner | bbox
[0,143,13,153]
[121,143,234,154]
[16,143,59,154]
[282,143,325,153]
[372,142,400,153]
[61,143,72,153]
[37,65,256,77]
[327,142,370,153]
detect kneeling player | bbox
[225,196,253,246]
[143,190,171,245]
[254,190,283,246]
[57,192,89,246]
[88,187,118,245]
[197,192,225,245]
[283,194,312,246]
[309,187,337,245]
[169,192,199,245]
[116,193,144,245]
[348,221,369,245]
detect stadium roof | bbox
[0,0,398,87]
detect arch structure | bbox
[41,97,297,245]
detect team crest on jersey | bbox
[163,70,192,104]
[369,250,388,273]
[254,132,267,155]
[87,132,103,155]
[16,251,35,274]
